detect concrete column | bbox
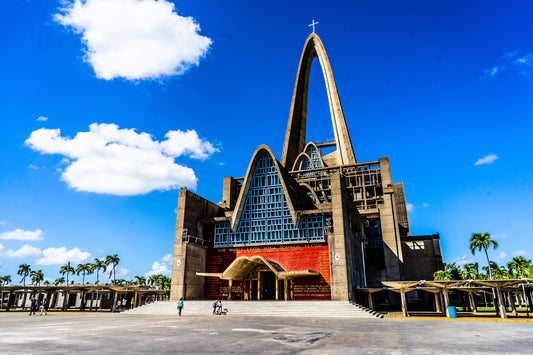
[62,291,69,311]
[90,292,94,311]
[134,291,138,308]
[400,289,408,317]
[112,292,118,313]
[275,279,279,301]
[495,287,507,319]
[368,293,375,311]
[509,292,517,316]
[468,292,477,313]
[434,292,442,313]
[228,280,233,300]
[442,288,451,317]
[284,279,289,301]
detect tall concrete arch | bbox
[281,33,356,170]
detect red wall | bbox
[204,243,331,300]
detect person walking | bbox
[177,298,184,316]
[39,298,47,316]
[212,299,217,315]
[29,297,37,316]
[216,299,222,315]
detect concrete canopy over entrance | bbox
[196,255,319,281]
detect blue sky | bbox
[1,0,532,283]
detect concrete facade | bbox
[170,33,443,302]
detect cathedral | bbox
[170,33,443,302]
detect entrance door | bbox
[251,280,258,300]
[262,272,276,300]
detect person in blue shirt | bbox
[177,298,184,316]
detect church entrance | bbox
[243,266,290,300]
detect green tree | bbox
[17,263,31,286]
[469,232,498,280]
[76,263,91,285]
[30,269,44,286]
[445,263,461,280]
[134,275,146,286]
[433,269,451,281]
[59,262,75,286]
[54,277,65,286]
[43,280,50,286]
[105,254,120,283]
[1,275,12,285]
[148,274,161,288]
[507,256,532,278]
[89,258,107,284]
[461,263,479,280]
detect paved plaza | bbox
[1,313,533,354]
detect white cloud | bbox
[422,202,429,208]
[452,254,479,266]
[493,251,509,264]
[37,116,48,122]
[0,243,42,259]
[406,203,415,212]
[145,260,171,277]
[25,123,219,196]
[35,247,91,265]
[28,164,39,170]
[0,221,9,225]
[110,266,131,279]
[511,250,532,257]
[0,229,44,241]
[160,253,172,262]
[474,153,498,166]
[483,66,501,79]
[54,0,212,80]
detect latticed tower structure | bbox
[170,33,443,302]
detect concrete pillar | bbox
[228,279,233,300]
[284,279,289,301]
[495,287,507,319]
[368,293,375,311]
[468,292,477,313]
[90,292,94,311]
[400,289,408,317]
[275,279,279,301]
[134,291,138,308]
[434,292,442,313]
[112,292,118,313]
[442,288,451,317]
[509,292,517,316]
[62,291,69,311]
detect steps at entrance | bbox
[125,300,381,318]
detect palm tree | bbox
[17,264,31,309]
[89,259,107,284]
[148,274,161,288]
[134,275,146,286]
[17,263,31,286]
[59,262,75,286]
[54,277,65,286]
[470,232,498,280]
[508,256,532,278]
[1,275,11,285]
[76,263,91,285]
[30,270,44,286]
[105,254,120,283]
[43,280,50,286]
[461,263,479,280]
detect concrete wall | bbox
[401,235,444,281]
[171,189,224,300]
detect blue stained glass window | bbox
[214,153,325,247]
[305,144,323,169]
